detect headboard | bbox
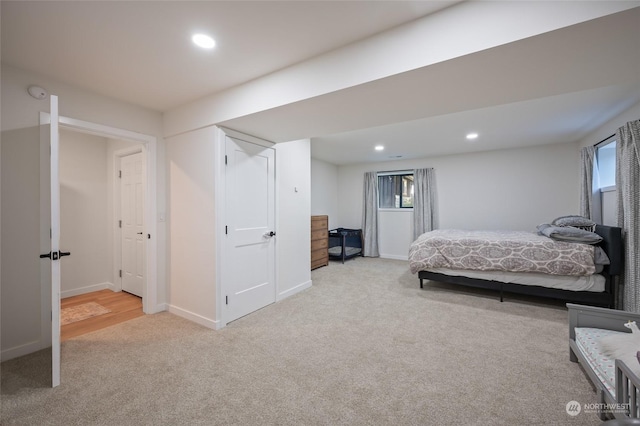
[595,225,623,276]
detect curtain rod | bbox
[377,169,413,176]
[594,133,615,148]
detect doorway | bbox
[46,113,159,319]
[60,129,146,298]
[58,129,145,338]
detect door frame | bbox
[39,112,159,318]
[113,146,146,295]
[213,126,277,328]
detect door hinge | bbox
[225,155,228,165]
[119,220,122,228]
[225,225,228,235]
[119,270,122,278]
[226,295,228,305]
[119,170,122,178]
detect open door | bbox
[39,95,69,387]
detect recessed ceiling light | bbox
[192,33,216,49]
[375,145,384,151]
[466,132,479,140]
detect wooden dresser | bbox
[311,215,329,270]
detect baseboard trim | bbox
[278,280,312,301]
[1,339,43,362]
[61,282,114,298]
[153,303,168,314]
[380,254,409,261]
[166,304,219,330]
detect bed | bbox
[409,225,622,308]
[568,303,640,420]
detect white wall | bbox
[59,129,110,296]
[1,126,42,358]
[378,209,414,260]
[276,140,312,300]
[1,64,165,360]
[166,126,217,328]
[602,189,618,226]
[311,158,339,230]
[335,142,580,259]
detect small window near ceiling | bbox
[378,173,414,208]
[597,140,616,189]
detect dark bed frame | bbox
[418,225,623,308]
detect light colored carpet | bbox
[1,258,601,425]
[60,302,111,326]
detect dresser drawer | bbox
[311,229,327,241]
[311,216,328,230]
[311,252,328,269]
[311,257,328,270]
[311,248,328,262]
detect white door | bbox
[120,151,145,297]
[224,136,276,323]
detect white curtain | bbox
[413,168,438,240]
[617,120,640,312]
[579,146,599,221]
[362,171,379,257]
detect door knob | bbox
[264,231,276,238]
[137,232,143,235]
[39,251,71,260]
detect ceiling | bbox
[221,5,640,164]
[2,1,640,165]
[1,0,461,111]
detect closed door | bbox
[224,136,276,323]
[120,151,145,297]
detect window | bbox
[597,139,616,189]
[378,173,414,208]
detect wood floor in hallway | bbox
[61,289,143,342]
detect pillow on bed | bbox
[551,215,596,230]
[536,223,603,244]
[593,247,610,273]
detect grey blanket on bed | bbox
[536,223,603,244]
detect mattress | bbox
[425,268,606,292]
[328,246,362,257]
[575,327,620,397]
